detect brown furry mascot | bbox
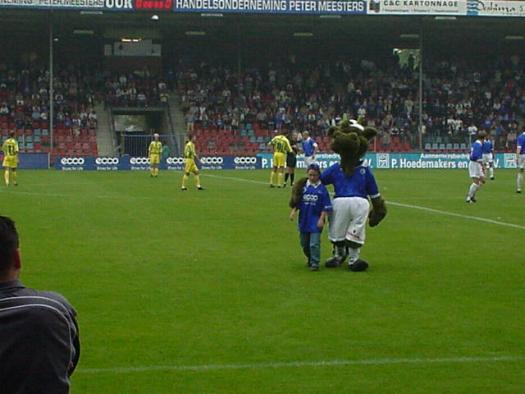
[291,118,387,271]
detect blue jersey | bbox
[482,140,493,154]
[517,132,525,155]
[297,181,332,233]
[470,140,483,161]
[320,162,380,199]
[302,138,317,157]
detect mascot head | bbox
[328,117,377,176]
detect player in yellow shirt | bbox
[268,131,292,188]
[2,131,19,187]
[148,133,162,177]
[181,135,203,191]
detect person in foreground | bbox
[0,216,80,394]
[289,164,332,271]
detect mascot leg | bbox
[325,241,347,268]
[346,240,369,272]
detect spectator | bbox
[0,216,80,393]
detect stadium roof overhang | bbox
[1,9,525,49]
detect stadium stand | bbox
[174,55,524,155]
[0,66,98,157]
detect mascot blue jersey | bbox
[320,162,380,199]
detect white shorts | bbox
[469,161,484,179]
[304,155,316,168]
[328,197,370,245]
[518,155,525,170]
[482,153,493,164]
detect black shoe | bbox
[349,259,369,272]
[283,183,287,188]
[310,265,320,272]
[325,256,343,268]
[13,183,17,186]
[490,177,494,180]
[197,186,204,190]
[181,187,187,191]
[518,190,522,194]
[270,184,275,188]
[471,196,477,203]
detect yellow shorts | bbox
[3,156,17,169]
[273,152,286,168]
[149,154,160,166]
[184,159,198,174]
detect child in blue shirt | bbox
[289,164,332,271]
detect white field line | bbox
[388,201,525,230]
[77,355,525,374]
[204,174,525,231]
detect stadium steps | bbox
[94,103,115,156]
[168,94,187,156]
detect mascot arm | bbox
[289,177,308,208]
[368,196,387,227]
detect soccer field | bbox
[1,169,524,393]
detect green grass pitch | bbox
[1,169,524,393]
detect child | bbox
[289,164,332,271]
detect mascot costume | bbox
[291,118,387,271]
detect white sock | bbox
[347,247,360,264]
[489,167,494,178]
[518,173,523,191]
[468,183,479,199]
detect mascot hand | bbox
[289,177,308,208]
[368,197,387,227]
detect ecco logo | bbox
[234,157,257,164]
[61,157,85,165]
[201,157,223,164]
[105,0,133,9]
[96,158,119,165]
[130,157,150,165]
[167,157,185,165]
[303,194,319,202]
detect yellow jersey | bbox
[270,135,292,154]
[184,141,197,160]
[149,141,162,156]
[2,138,18,158]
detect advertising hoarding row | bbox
[0,0,171,10]
[2,0,525,17]
[50,153,521,171]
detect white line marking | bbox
[77,355,525,374]
[204,174,525,231]
[388,201,525,230]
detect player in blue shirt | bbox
[466,133,486,203]
[289,164,332,271]
[482,137,495,180]
[301,131,318,168]
[320,159,382,271]
[516,130,525,193]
